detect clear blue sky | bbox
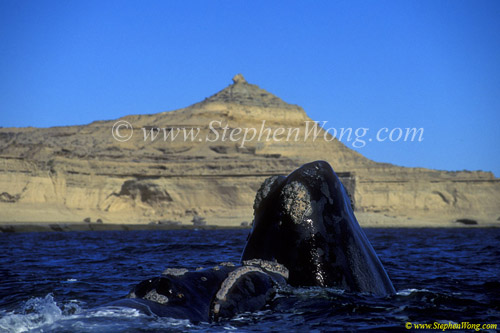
[1,1,499,176]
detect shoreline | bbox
[1,220,498,234]
[0,223,251,233]
[1,211,498,233]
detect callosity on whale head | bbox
[111,260,288,322]
[241,160,396,295]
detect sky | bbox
[1,0,499,176]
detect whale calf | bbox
[115,161,395,321]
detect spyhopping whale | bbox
[112,161,395,322]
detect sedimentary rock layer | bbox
[1,75,498,225]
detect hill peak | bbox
[200,74,297,109]
[232,73,247,84]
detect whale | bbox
[110,259,288,322]
[113,160,395,321]
[241,160,395,295]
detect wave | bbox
[0,294,201,333]
[0,294,74,333]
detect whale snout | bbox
[242,160,395,295]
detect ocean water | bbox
[0,228,499,332]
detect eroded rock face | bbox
[201,73,300,108]
[232,73,246,84]
[0,192,19,203]
[119,180,173,204]
[0,75,498,224]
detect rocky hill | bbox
[1,75,499,226]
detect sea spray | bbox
[0,294,69,333]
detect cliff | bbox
[1,75,499,226]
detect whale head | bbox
[241,160,395,295]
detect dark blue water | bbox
[0,228,499,332]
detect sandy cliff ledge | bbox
[1,75,499,227]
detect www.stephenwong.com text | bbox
[112,120,424,148]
